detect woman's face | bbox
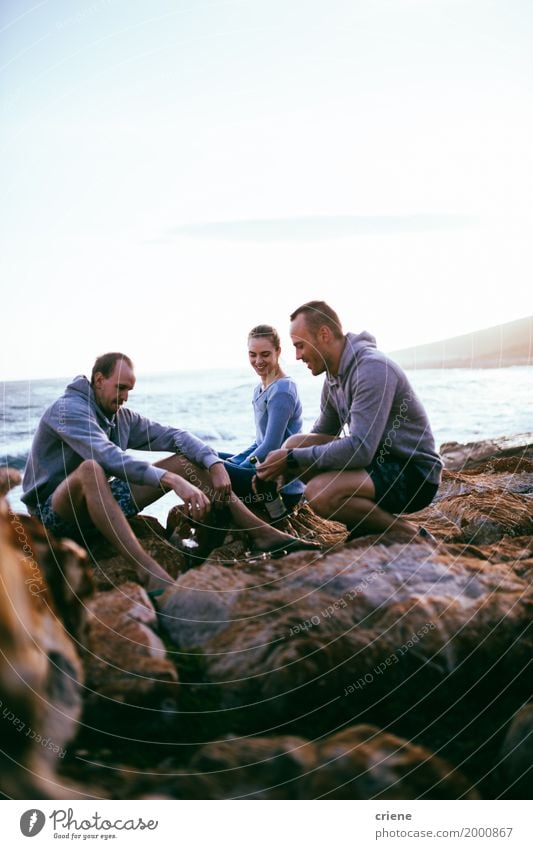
[248,336,280,380]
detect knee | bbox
[77,459,106,488]
[283,434,307,449]
[305,477,333,517]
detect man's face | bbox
[93,360,136,418]
[290,314,327,376]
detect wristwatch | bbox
[286,448,298,470]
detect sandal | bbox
[249,537,322,561]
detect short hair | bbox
[248,324,281,349]
[290,301,343,339]
[91,352,134,383]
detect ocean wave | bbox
[1,451,28,471]
[190,428,237,442]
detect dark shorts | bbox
[32,478,139,543]
[365,457,439,515]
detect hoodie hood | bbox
[345,331,377,352]
[334,331,377,378]
[65,375,114,427]
[66,375,92,399]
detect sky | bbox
[1,0,532,380]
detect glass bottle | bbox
[249,456,287,520]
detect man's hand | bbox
[256,449,288,481]
[160,471,211,521]
[209,462,232,507]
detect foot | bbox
[141,564,175,595]
[250,532,321,560]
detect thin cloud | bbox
[168,214,478,243]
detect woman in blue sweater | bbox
[221,325,305,512]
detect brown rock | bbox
[15,514,93,642]
[90,515,188,590]
[437,466,533,500]
[0,466,21,495]
[307,725,478,799]
[500,703,533,798]
[418,489,533,545]
[441,433,533,470]
[159,541,532,737]
[84,582,179,730]
[122,724,476,799]
[0,480,87,798]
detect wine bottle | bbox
[249,456,288,520]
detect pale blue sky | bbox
[1,0,532,379]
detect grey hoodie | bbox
[22,375,220,510]
[292,332,442,483]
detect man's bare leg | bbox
[51,460,173,592]
[129,455,318,551]
[305,470,419,538]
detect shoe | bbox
[250,537,322,561]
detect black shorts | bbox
[365,456,439,515]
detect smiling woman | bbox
[218,324,305,512]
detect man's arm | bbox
[127,411,232,502]
[293,361,399,471]
[126,412,220,470]
[53,400,165,487]
[311,381,342,436]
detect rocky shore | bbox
[1,434,532,800]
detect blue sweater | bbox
[293,332,442,483]
[229,377,304,495]
[22,375,220,510]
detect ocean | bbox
[2,365,532,526]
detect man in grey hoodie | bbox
[22,353,319,592]
[257,302,442,542]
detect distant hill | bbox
[389,315,532,369]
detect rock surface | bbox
[2,432,532,799]
[118,724,478,800]
[0,470,89,799]
[158,539,531,740]
[499,703,533,799]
